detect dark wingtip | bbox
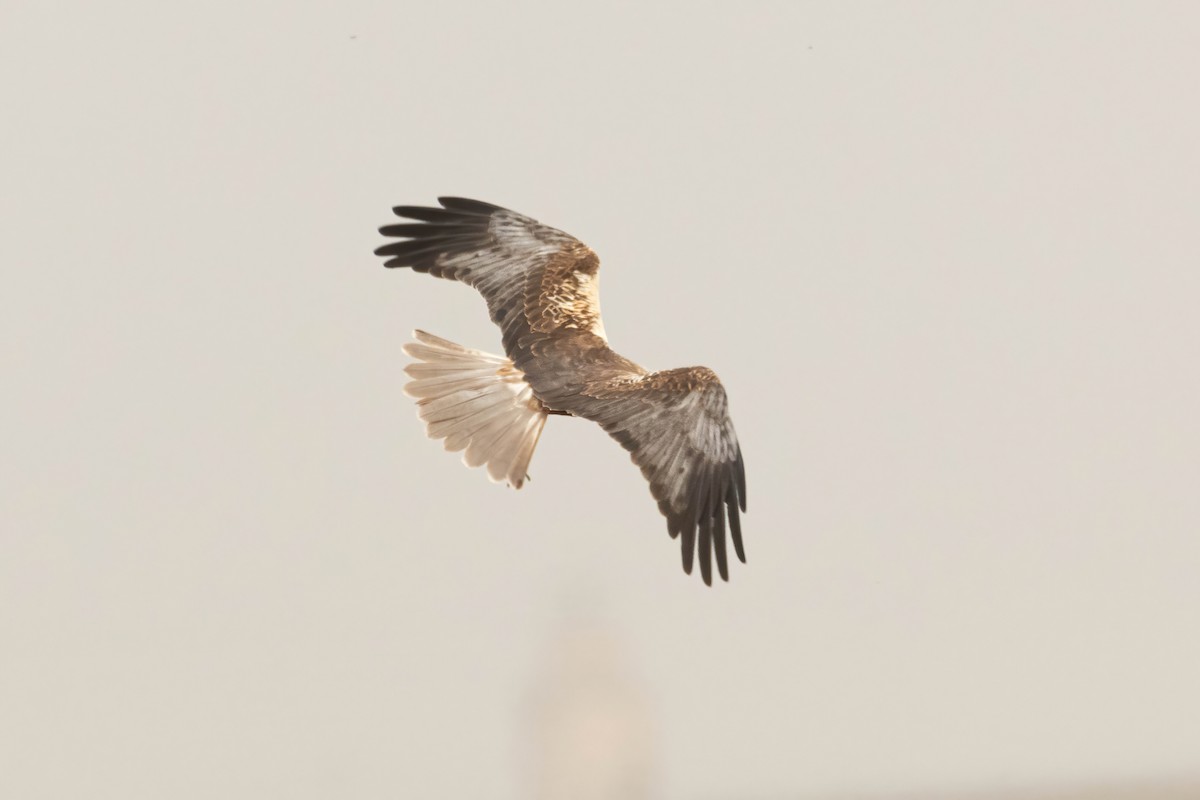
[680,525,696,576]
[438,196,503,215]
[660,502,680,540]
[714,509,729,582]
[698,517,713,586]
[727,490,746,564]
[736,448,747,512]
[392,205,434,219]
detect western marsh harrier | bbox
[375,198,747,584]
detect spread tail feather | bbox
[402,330,547,488]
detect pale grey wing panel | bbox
[581,369,747,585]
[374,197,595,361]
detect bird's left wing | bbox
[580,368,747,585]
[374,197,599,361]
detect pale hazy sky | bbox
[3,2,1199,799]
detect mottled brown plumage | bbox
[375,197,746,584]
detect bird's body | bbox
[375,198,747,584]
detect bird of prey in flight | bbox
[374,198,747,585]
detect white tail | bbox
[402,330,548,489]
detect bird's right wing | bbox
[579,367,747,585]
[374,198,603,360]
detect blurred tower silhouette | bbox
[526,617,657,800]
